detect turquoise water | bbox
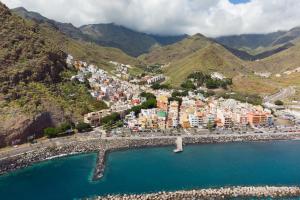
[1,141,300,200]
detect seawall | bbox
[1,132,300,180]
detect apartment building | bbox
[84,109,111,127]
[157,95,169,111]
[146,74,165,84]
[247,111,268,127]
[167,101,179,128]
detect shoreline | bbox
[95,186,300,199]
[2,133,300,198]
[1,133,300,181]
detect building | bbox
[247,111,268,127]
[157,95,169,111]
[157,110,167,129]
[217,109,233,128]
[188,114,203,128]
[146,74,165,84]
[211,72,226,80]
[138,109,158,129]
[167,101,179,128]
[84,109,111,127]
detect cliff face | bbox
[0,2,68,147]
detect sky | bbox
[1,0,300,37]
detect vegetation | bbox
[275,100,284,106]
[43,122,73,138]
[172,90,189,97]
[44,128,59,138]
[207,120,214,132]
[151,83,170,90]
[181,80,196,90]
[185,72,233,90]
[218,92,263,105]
[101,113,121,125]
[144,64,163,74]
[100,112,123,130]
[128,93,157,115]
[76,122,92,133]
[140,92,156,100]
[0,3,112,145]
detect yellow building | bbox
[157,95,169,111]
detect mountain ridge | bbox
[215,27,300,60]
[12,7,187,57]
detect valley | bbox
[0,1,300,149]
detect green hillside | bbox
[139,34,246,88]
[164,44,246,87]
[139,34,212,65]
[1,3,135,147]
[248,39,300,73]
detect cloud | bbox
[2,0,300,37]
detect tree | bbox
[140,92,156,100]
[207,120,214,133]
[206,79,219,89]
[141,98,157,109]
[181,80,196,90]
[275,100,284,106]
[76,122,92,133]
[57,122,72,133]
[101,113,121,125]
[44,127,59,138]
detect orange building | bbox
[247,112,268,126]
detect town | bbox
[65,55,299,137]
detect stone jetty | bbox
[96,186,300,199]
[1,132,300,180]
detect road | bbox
[1,127,300,160]
[264,86,296,103]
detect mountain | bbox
[139,34,211,64]
[0,2,139,147]
[11,7,87,41]
[248,38,300,73]
[215,27,300,60]
[79,23,158,57]
[80,23,188,57]
[12,7,187,57]
[140,34,246,87]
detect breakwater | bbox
[1,132,300,180]
[97,186,300,200]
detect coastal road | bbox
[1,130,300,161]
[264,86,296,103]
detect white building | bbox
[188,114,203,128]
[211,72,226,80]
[147,74,165,84]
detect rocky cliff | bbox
[0,2,87,147]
